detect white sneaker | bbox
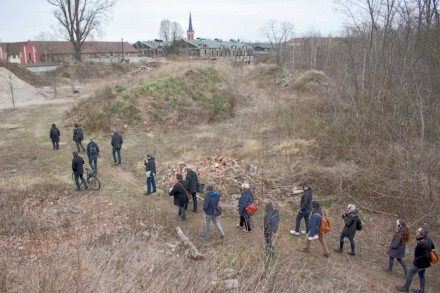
[290,230,301,236]
[308,235,319,241]
[301,231,307,234]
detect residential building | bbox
[133,40,166,57]
[0,41,39,64]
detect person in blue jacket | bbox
[264,200,280,256]
[201,186,224,239]
[86,138,100,174]
[237,182,254,232]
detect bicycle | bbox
[72,168,101,191]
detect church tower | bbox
[187,12,194,40]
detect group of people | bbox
[52,123,436,291]
[50,123,124,191]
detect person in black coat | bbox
[384,219,409,276]
[110,129,123,165]
[144,154,156,195]
[72,151,88,191]
[335,204,360,256]
[72,123,85,152]
[396,227,436,292]
[185,166,198,212]
[86,138,100,174]
[49,123,60,150]
[264,200,280,257]
[169,174,189,221]
[290,178,312,236]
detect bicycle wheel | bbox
[87,175,101,191]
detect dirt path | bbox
[0,84,435,293]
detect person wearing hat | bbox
[201,185,224,239]
[73,123,85,152]
[290,178,312,236]
[144,154,156,195]
[86,138,100,174]
[396,226,436,292]
[49,123,60,150]
[384,219,409,276]
[110,129,123,165]
[185,166,198,212]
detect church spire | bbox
[187,12,194,40]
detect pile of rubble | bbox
[129,65,155,75]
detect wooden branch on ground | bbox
[407,211,436,228]
[176,227,204,260]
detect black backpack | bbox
[89,142,98,155]
[75,128,84,140]
[356,218,363,231]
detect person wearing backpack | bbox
[72,151,88,191]
[110,129,123,165]
[185,166,198,212]
[72,123,85,152]
[384,219,409,277]
[298,201,330,257]
[201,185,224,239]
[143,154,157,195]
[335,203,360,256]
[86,138,100,174]
[264,200,280,257]
[49,123,60,150]
[237,182,254,232]
[290,178,312,236]
[169,174,189,221]
[396,226,436,292]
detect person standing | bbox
[264,200,280,257]
[72,151,88,191]
[237,182,254,232]
[144,154,157,195]
[169,174,189,221]
[73,123,85,152]
[201,186,225,239]
[335,204,360,256]
[185,166,198,212]
[111,129,123,165]
[384,219,409,276]
[298,201,331,257]
[49,123,60,150]
[290,178,312,236]
[86,138,100,174]
[396,227,436,292]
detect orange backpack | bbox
[318,213,331,234]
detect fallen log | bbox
[176,227,204,259]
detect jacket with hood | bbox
[50,124,60,142]
[238,189,254,216]
[341,210,359,238]
[203,191,220,216]
[185,170,198,193]
[300,187,312,212]
[264,207,280,234]
[413,236,435,268]
[72,155,85,175]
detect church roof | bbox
[187,12,194,33]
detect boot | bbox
[334,241,344,253]
[347,243,355,256]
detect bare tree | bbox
[47,0,116,61]
[159,19,171,43]
[171,22,184,42]
[35,29,58,62]
[260,20,294,66]
[7,72,16,110]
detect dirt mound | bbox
[0,62,50,87]
[0,67,49,109]
[55,62,135,80]
[246,64,285,88]
[290,70,334,94]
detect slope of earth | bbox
[0,62,438,292]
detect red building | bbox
[0,41,40,64]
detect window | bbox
[28,52,32,60]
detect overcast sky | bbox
[0,0,346,43]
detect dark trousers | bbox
[147,176,156,193]
[239,214,251,231]
[265,232,274,256]
[75,140,85,152]
[388,256,408,275]
[191,192,197,211]
[52,140,59,150]
[112,147,121,164]
[401,265,425,292]
[74,174,87,190]
[178,203,186,220]
[295,210,310,233]
[88,156,98,173]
